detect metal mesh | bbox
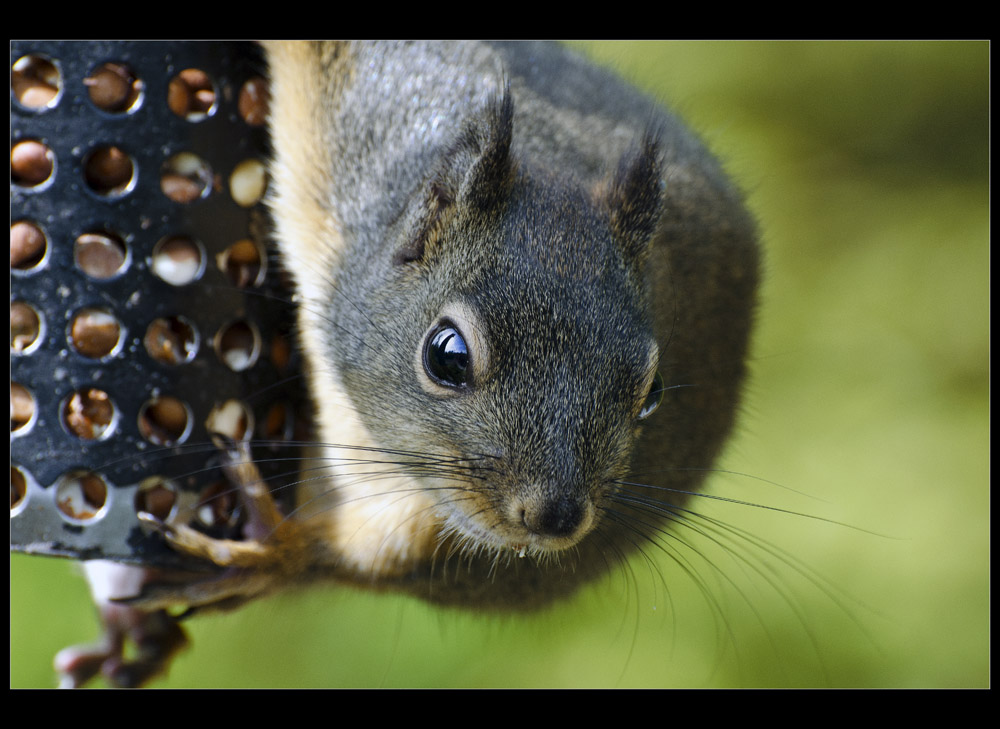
[11,41,305,568]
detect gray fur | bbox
[281,41,758,609]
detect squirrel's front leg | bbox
[56,445,312,687]
[130,441,314,609]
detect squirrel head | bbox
[340,88,668,558]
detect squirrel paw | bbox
[127,445,309,607]
[138,511,274,569]
[132,438,302,569]
[146,442,311,576]
[54,562,189,688]
[54,606,188,688]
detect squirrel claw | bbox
[137,510,172,535]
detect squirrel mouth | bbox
[440,507,590,558]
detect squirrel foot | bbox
[54,562,189,688]
[54,605,188,688]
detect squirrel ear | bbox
[394,86,514,265]
[604,132,665,262]
[455,84,515,209]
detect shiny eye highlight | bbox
[638,370,664,419]
[424,323,470,388]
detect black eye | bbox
[638,370,663,419]
[424,324,470,387]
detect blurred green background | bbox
[11,41,988,688]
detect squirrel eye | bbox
[638,370,664,419]
[424,324,470,388]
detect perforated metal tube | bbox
[11,41,305,568]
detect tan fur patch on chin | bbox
[291,340,440,577]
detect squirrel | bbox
[56,41,759,686]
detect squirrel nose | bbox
[521,495,586,539]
